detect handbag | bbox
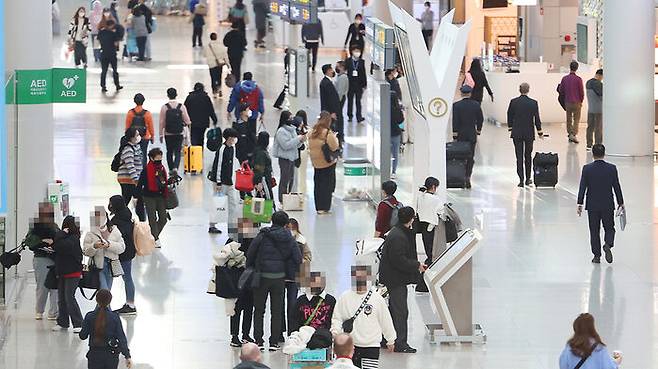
[110,259,124,277]
[235,162,255,192]
[574,344,598,369]
[165,187,179,210]
[282,193,304,211]
[215,265,243,298]
[342,290,373,333]
[80,261,101,290]
[237,233,268,291]
[321,130,341,163]
[44,265,58,290]
[0,246,22,269]
[225,73,237,88]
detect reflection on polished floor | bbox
[2,13,658,369]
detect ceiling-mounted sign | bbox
[270,0,318,23]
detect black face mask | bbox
[310,287,324,295]
[154,160,162,165]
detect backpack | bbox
[239,86,260,112]
[165,103,184,134]
[463,72,475,88]
[133,221,156,256]
[110,141,132,172]
[206,126,222,151]
[382,199,404,228]
[130,108,147,136]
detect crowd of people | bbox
[27,1,628,369]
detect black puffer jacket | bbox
[109,195,136,262]
[246,226,302,280]
[184,90,218,128]
[53,230,83,276]
[379,225,420,288]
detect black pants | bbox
[587,210,615,257]
[86,349,119,369]
[314,164,336,211]
[305,41,319,69]
[136,36,147,61]
[353,346,380,369]
[256,27,266,43]
[230,289,254,337]
[193,26,203,46]
[422,29,433,49]
[278,158,296,203]
[253,277,285,345]
[513,138,533,183]
[57,277,83,328]
[190,125,206,147]
[165,134,184,172]
[139,138,149,169]
[120,183,146,221]
[387,285,409,349]
[100,54,120,88]
[347,87,364,121]
[229,53,243,80]
[458,139,476,180]
[209,65,223,94]
[337,97,346,143]
[74,41,87,67]
[281,281,299,335]
[420,221,435,265]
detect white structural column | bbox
[603,0,654,156]
[4,2,54,252]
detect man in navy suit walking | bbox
[577,144,624,263]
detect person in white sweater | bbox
[82,207,126,291]
[331,265,396,369]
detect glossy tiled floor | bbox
[2,11,658,369]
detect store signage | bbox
[271,0,318,23]
[11,68,86,105]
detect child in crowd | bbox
[290,271,336,333]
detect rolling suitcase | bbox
[184,145,203,174]
[446,159,468,188]
[533,152,558,187]
[446,141,472,160]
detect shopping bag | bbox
[133,221,156,256]
[235,162,255,192]
[213,194,228,224]
[282,193,304,211]
[215,265,242,298]
[243,196,273,223]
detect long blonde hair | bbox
[311,111,333,139]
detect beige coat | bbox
[308,128,339,169]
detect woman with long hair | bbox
[68,6,92,68]
[52,216,84,333]
[280,218,312,338]
[108,195,138,315]
[272,110,305,203]
[294,110,310,193]
[82,206,125,291]
[467,58,493,104]
[559,313,621,369]
[252,131,275,201]
[308,111,340,214]
[80,289,132,369]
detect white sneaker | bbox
[72,327,82,334]
[51,325,68,332]
[35,314,43,320]
[155,239,162,248]
[391,173,397,179]
[47,315,58,321]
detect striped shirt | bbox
[117,142,143,184]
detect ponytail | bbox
[418,185,428,193]
[93,289,113,346]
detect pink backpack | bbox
[463,72,475,88]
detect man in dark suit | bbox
[452,85,483,188]
[345,47,367,123]
[577,144,624,264]
[507,82,543,187]
[319,64,342,142]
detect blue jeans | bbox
[391,135,401,174]
[106,259,136,304]
[99,258,112,291]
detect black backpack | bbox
[111,140,131,172]
[165,104,184,134]
[130,108,147,136]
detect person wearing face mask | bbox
[344,14,366,52]
[320,64,342,142]
[209,128,241,237]
[89,1,103,62]
[345,47,367,123]
[138,148,169,248]
[51,216,84,333]
[83,207,126,291]
[289,271,335,334]
[233,103,257,164]
[117,127,145,221]
[272,111,306,204]
[68,6,92,68]
[107,195,138,315]
[331,265,396,369]
[97,19,123,93]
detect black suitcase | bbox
[447,159,468,188]
[273,85,287,109]
[446,141,472,160]
[533,152,558,187]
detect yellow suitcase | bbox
[184,145,203,174]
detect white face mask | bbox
[353,52,361,58]
[244,109,252,117]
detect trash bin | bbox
[343,158,370,201]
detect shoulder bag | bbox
[342,290,373,333]
[574,343,598,369]
[321,130,341,163]
[304,297,325,326]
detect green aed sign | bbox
[13,68,86,104]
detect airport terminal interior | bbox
[1,0,658,368]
